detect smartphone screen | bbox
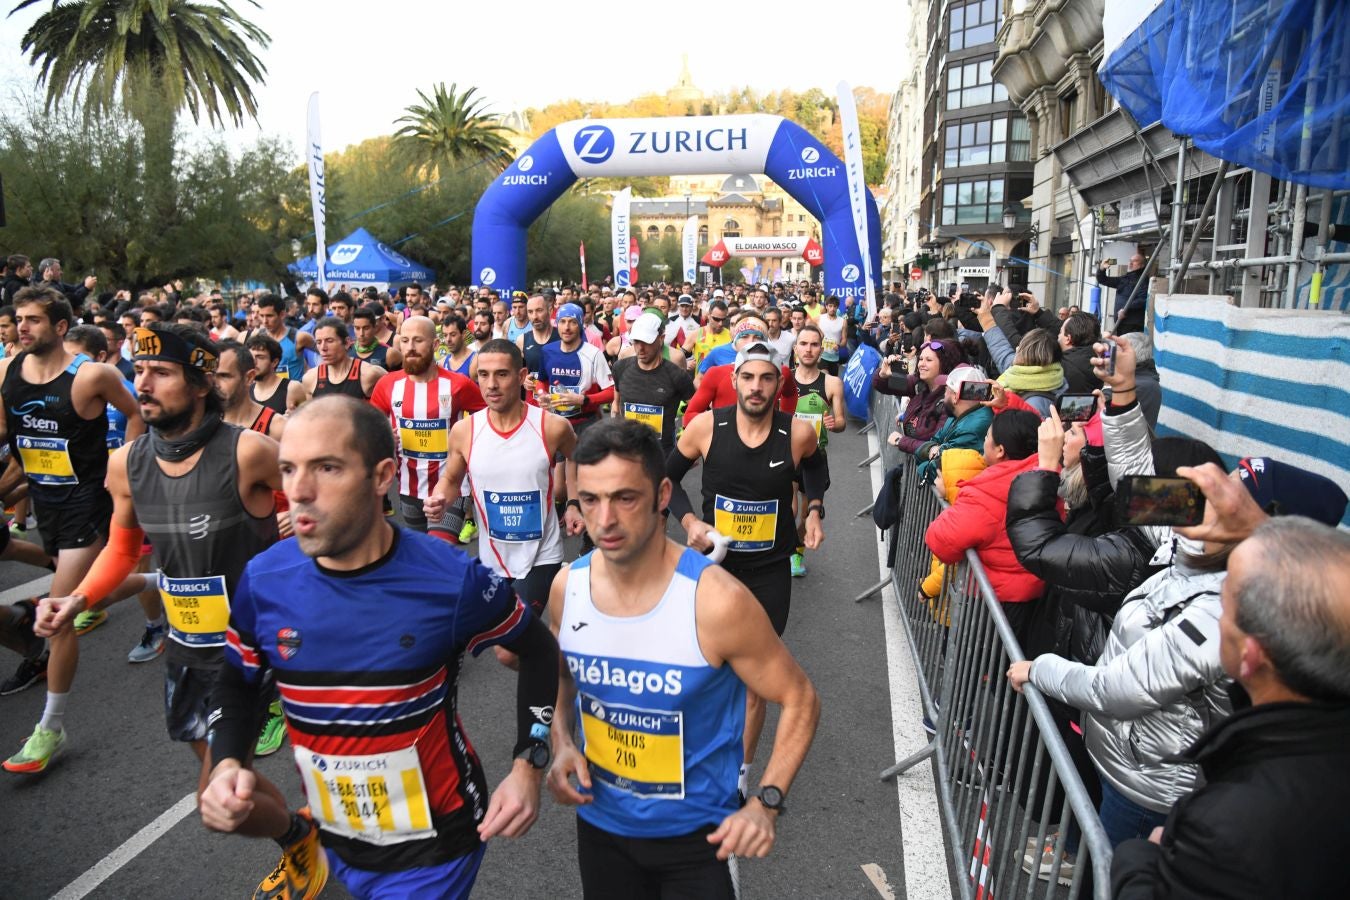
[958,380,993,403]
[1101,343,1116,376]
[1117,476,1206,527]
[1057,393,1097,423]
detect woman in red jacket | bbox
[925,408,1046,646]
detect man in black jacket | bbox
[36,258,95,312]
[1111,513,1350,899]
[2,255,32,305]
[1097,253,1148,335]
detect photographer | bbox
[877,339,965,454]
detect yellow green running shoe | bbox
[254,700,286,757]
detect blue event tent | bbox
[289,227,434,289]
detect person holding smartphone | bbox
[877,340,966,455]
[913,365,995,483]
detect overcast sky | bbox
[0,0,904,160]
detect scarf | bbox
[997,363,1064,393]
[151,413,223,462]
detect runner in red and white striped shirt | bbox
[370,317,485,540]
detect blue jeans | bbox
[1097,779,1169,849]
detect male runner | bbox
[764,307,796,364]
[683,317,799,424]
[297,287,326,369]
[217,341,286,442]
[666,342,827,797]
[440,315,478,379]
[609,312,695,453]
[789,324,845,577]
[538,304,613,432]
[506,293,531,342]
[816,296,846,375]
[201,396,559,899]
[687,300,732,372]
[370,316,485,539]
[424,340,584,622]
[33,324,308,895]
[516,293,558,383]
[297,317,386,403]
[351,306,402,371]
[254,294,313,381]
[325,290,354,325]
[549,419,820,897]
[665,294,699,348]
[245,332,306,415]
[1,286,144,773]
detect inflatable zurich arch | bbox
[472,115,882,301]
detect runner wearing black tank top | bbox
[665,341,829,798]
[298,318,385,404]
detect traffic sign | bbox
[910,266,923,281]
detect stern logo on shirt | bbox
[277,627,302,661]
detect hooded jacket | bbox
[1111,700,1350,899]
[1006,447,1158,665]
[916,405,993,482]
[925,454,1044,602]
[1028,537,1233,812]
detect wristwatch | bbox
[806,503,825,521]
[757,785,787,815]
[516,742,551,770]
[565,499,582,512]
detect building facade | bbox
[882,0,930,289]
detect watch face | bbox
[528,743,551,768]
[759,786,784,808]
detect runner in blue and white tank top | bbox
[547,418,820,898]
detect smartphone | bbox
[958,380,993,403]
[1057,392,1097,423]
[1101,342,1116,376]
[1117,476,1206,527]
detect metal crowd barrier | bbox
[859,390,1114,900]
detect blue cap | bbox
[557,302,584,323]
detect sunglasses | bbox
[922,341,946,352]
[710,316,727,323]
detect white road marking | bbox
[862,862,897,898]
[51,792,198,900]
[0,572,53,605]
[867,429,952,900]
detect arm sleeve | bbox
[502,615,560,755]
[461,564,532,657]
[208,568,267,765]
[581,383,615,416]
[74,523,146,605]
[778,366,798,413]
[990,306,1024,349]
[665,446,699,522]
[1097,269,1122,288]
[682,368,720,426]
[800,444,828,503]
[1000,390,1040,416]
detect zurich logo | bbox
[329,243,361,266]
[490,492,500,503]
[589,700,606,722]
[841,264,861,283]
[800,146,820,164]
[311,754,328,772]
[573,125,615,164]
[517,154,534,172]
[479,267,497,286]
[616,270,630,288]
[722,499,735,512]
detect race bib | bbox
[16,435,78,486]
[794,411,824,441]
[622,402,664,437]
[713,495,779,552]
[484,490,544,542]
[822,338,839,358]
[159,574,230,647]
[398,417,448,461]
[296,744,437,846]
[580,692,685,799]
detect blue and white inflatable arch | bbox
[471,115,881,300]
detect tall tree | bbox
[393,83,516,178]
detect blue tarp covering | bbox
[289,227,433,284]
[1101,0,1350,190]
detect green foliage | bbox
[0,101,306,288]
[393,83,517,177]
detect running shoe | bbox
[458,520,478,543]
[255,808,328,900]
[73,609,107,635]
[127,625,166,663]
[789,552,807,578]
[255,700,287,757]
[3,724,65,773]
[0,651,48,696]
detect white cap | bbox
[629,312,663,344]
[945,364,986,397]
[712,289,725,298]
[734,341,778,372]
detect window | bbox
[699,225,709,246]
[941,177,1006,225]
[943,114,1031,167]
[945,58,1008,110]
[664,225,677,238]
[723,219,740,239]
[1059,91,1080,140]
[646,225,660,241]
[949,0,998,52]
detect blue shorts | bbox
[324,845,485,900]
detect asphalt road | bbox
[0,418,915,900]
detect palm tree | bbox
[393,83,516,178]
[11,0,270,206]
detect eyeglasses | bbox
[923,341,946,351]
[710,316,727,323]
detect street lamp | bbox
[1002,205,1019,233]
[684,190,691,219]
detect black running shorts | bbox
[723,557,792,637]
[33,486,112,554]
[576,817,735,900]
[164,660,220,743]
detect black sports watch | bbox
[516,741,551,770]
[756,785,787,815]
[806,503,825,521]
